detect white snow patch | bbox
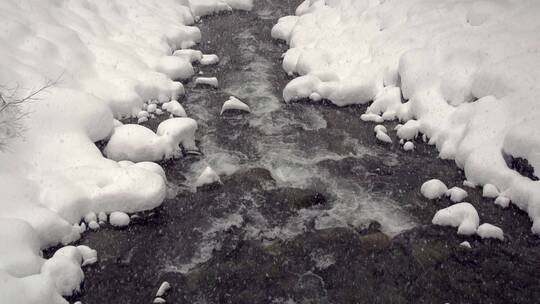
[477,223,504,240]
[201,54,220,65]
[109,212,131,227]
[162,100,188,117]
[432,202,480,235]
[195,77,219,88]
[421,179,448,200]
[446,187,468,203]
[482,184,500,198]
[220,96,251,115]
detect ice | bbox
[432,203,480,235]
[477,223,504,240]
[109,212,131,227]
[220,96,251,115]
[421,179,448,200]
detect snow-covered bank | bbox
[0,0,251,302]
[273,0,540,234]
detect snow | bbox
[195,166,221,188]
[375,131,392,144]
[156,281,171,297]
[446,187,468,203]
[220,96,251,115]
[477,223,504,240]
[432,202,480,236]
[403,141,415,151]
[0,0,252,301]
[274,0,540,234]
[495,196,511,208]
[421,179,448,200]
[482,184,500,198]
[201,54,220,65]
[109,212,131,227]
[162,100,188,117]
[104,118,197,162]
[459,241,471,249]
[195,77,219,88]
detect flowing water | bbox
[70,1,540,303]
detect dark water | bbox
[71,1,540,303]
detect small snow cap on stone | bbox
[162,100,187,117]
[221,96,251,115]
[374,125,387,134]
[403,141,414,151]
[200,54,219,65]
[88,221,100,230]
[421,179,448,199]
[482,184,500,198]
[194,77,219,88]
[195,166,221,188]
[109,212,131,227]
[459,241,471,249]
[376,131,392,144]
[446,187,468,203]
[360,113,383,123]
[494,196,510,208]
[463,180,476,188]
[432,202,480,235]
[477,223,504,240]
[156,281,171,297]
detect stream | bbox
[70,1,540,303]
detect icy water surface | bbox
[70,1,540,303]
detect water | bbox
[168,4,415,274]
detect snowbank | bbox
[0,0,251,301]
[274,0,540,234]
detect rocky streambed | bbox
[68,1,540,303]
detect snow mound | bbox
[274,0,540,234]
[109,212,131,227]
[104,118,197,162]
[162,100,188,117]
[221,96,251,115]
[446,187,468,203]
[421,179,448,200]
[477,223,504,240]
[432,202,479,235]
[482,184,500,198]
[201,54,220,66]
